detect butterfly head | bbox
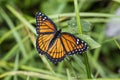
[55,29,62,38]
[58,29,62,33]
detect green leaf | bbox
[67,19,91,32]
[77,34,101,49]
[81,20,91,32]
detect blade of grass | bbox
[0,7,27,58]
[113,39,120,49]
[20,50,35,64]
[3,76,12,80]
[6,4,36,34]
[78,0,86,10]
[0,71,64,80]
[49,12,120,19]
[66,69,72,80]
[74,0,91,78]
[102,35,120,44]
[113,0,120,3]
[26,76,30,80]
[74,0,82,34]
[0,24,23,44]
[0,60,66,79]
[87,52,106,77]
[82,53,91,78]
[0,19,34,44]
[1,36,29,61]
[13,52,19,80]
[57,62,64,73]
[0,60,54,75]
[93,26,105,61]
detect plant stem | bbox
[83,53,91,78]
[74,0,82,34]
[74,0,91,78]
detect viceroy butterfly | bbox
[36,12,88,64]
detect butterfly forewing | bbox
[36,12,57,34]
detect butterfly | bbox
[36,12,88,64]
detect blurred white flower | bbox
[106,7,120,37]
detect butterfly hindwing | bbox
[46,37,66,63]
[61,32,88,55]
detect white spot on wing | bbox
[38,12,41,15]
[81,41,84,43]
[43,18,45,20]
[44,17,47,19]
[77,41,79,44]
[77,39,79,44]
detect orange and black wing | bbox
[36,33,66,64]
[37,33,88,64]
[36,12,57,34]
[36,34,54,55]
[36,12,67,63]
[36,12,56,56]
[45,37,66,63]
[60,32,88,55]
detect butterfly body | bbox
[48,29,61,50]
[36,12,88,64]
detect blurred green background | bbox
[0,0,120,80]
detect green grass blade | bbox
[13,53,19,80]
[74,0,82,34]
[2,36,29,61]
[74,0,91,78]
[6,4,36,34]
[49,12,120,19]
[66,69,72,80]
[0,24,23,44]
[0,7,27,58]
[113,39,120,49]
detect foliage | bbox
[0,0,120,80]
